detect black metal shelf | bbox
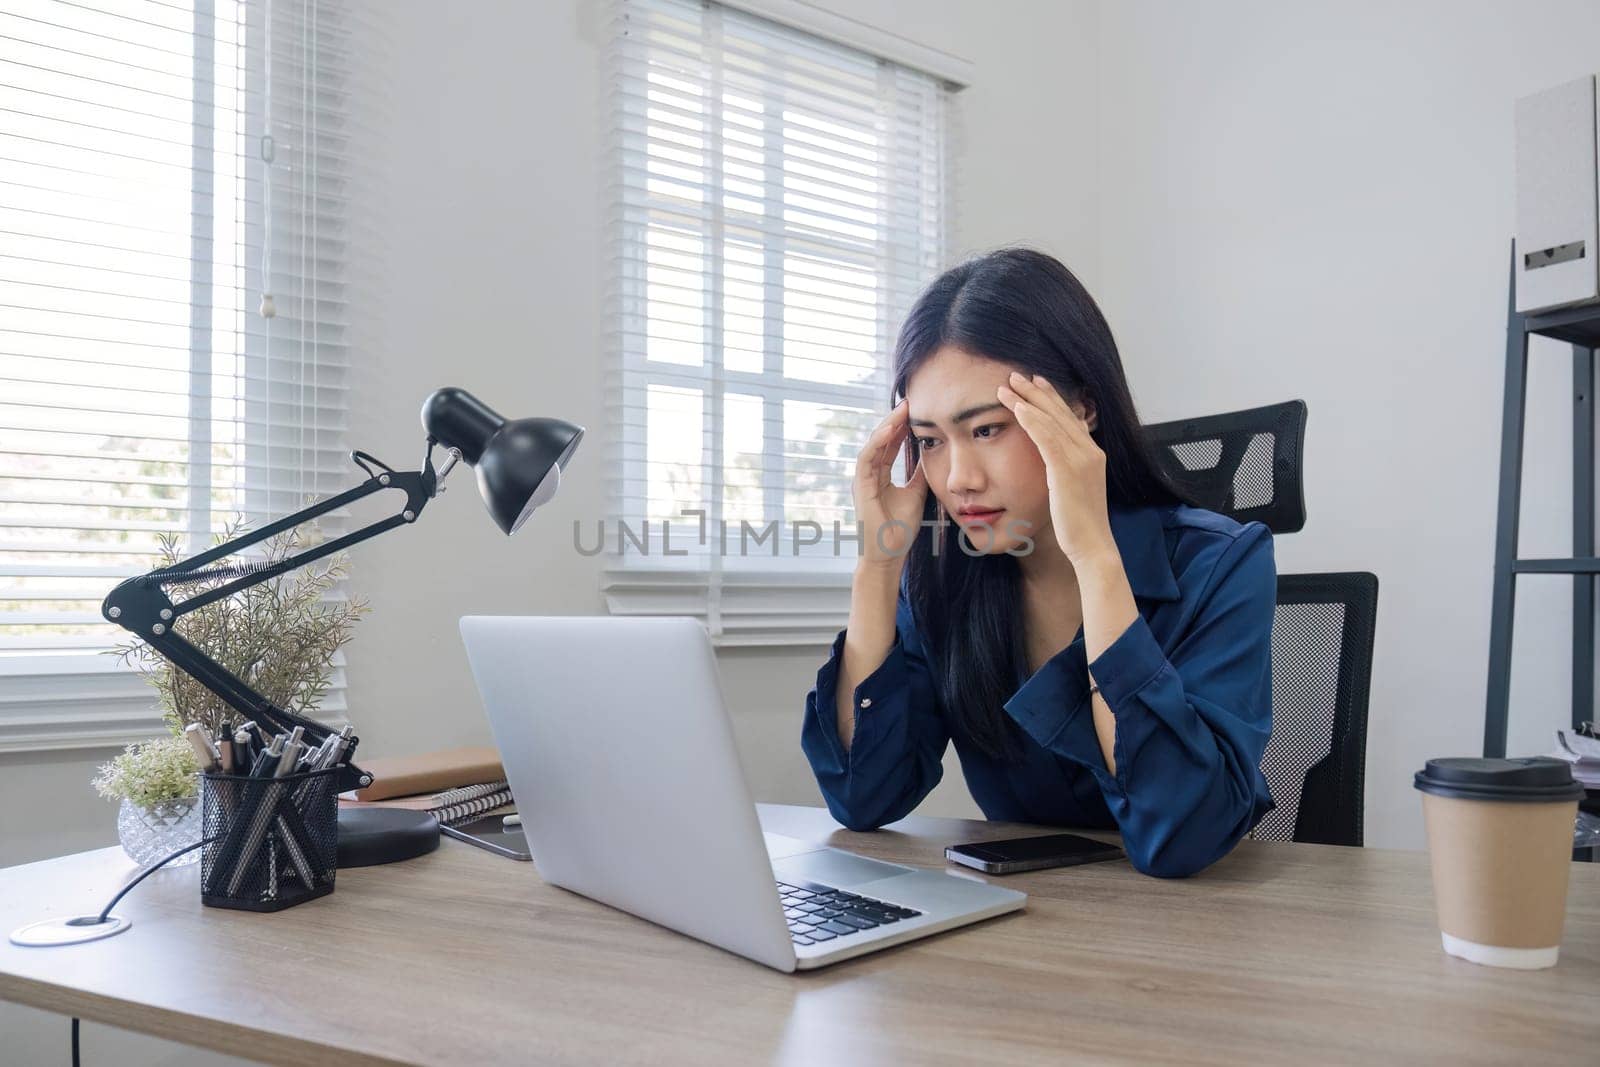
[1484,245,1600,764]
[1515,558,1600,574]
[1527,302,1600,347]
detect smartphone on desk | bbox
[439,810,532,861]
[945,832,1123,875]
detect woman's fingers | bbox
[857,399,911,495]
[856,400,903,474]
[998,381,1065,461]
[888,450,928,505]
[879,420,917,494]
[1004,370,1057,406]
[1006,378,1093,456]
[873,406,911,489]
[996,381,1039,425]
[1008,372,1091,441]
[1031,373,1093,439]
[904,453,927,491]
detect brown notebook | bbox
[349,746,505,802]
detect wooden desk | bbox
[1,805,1595,1065]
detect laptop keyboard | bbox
[777,879,922,946]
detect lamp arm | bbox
[134,625,366,785]
[102,447,444,794]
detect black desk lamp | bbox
[99,387,583,868]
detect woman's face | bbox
[904,345,1094,556]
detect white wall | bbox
[1093,0,1600,849]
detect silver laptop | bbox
[459,615,1026,972]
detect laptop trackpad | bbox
[772,847,913,888]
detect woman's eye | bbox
[915,436,941,450]
[974,423,1004,440]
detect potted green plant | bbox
[98,521,366,865]
[92,735,205,866]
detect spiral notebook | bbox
[340,779,514,826]
[431,781,515,826]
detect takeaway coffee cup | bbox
[1414,757,1584,969]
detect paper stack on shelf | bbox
[1548,729,1600,790]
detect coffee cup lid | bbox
[1413,756,1584,802]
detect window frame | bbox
[0,0,349,751]
[604,0,958,644]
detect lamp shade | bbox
[421,387,584,534]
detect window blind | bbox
[0,0,351,750]
[604,0,952,646]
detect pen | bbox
[184,723,221,774]
[275,737,302,778]
[249,736,281,777]
[203,769,267,897]
[328,725,355,768]
[235,734,308,898]
[208,734,285,894]
[225,778,289,896]
[197,723,223,765]
[234,725,258,767]
[206,737,242,821]
[316,730,344,769]
[313,732,341,769]
[270,740,317,894]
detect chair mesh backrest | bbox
[1145,400,1308,535]
[1256,572,1378,846]
[1145,400,1377,846]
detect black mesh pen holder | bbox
[200,767,340,912]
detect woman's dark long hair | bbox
[894,248,1197,759]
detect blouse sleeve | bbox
[801,582,950,832]
[1003,523,1278,877]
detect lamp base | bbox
[337,807,440,867]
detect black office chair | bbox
[1145,401,1379,846]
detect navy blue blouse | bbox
[801,503,1277,878]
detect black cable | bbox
[94,836,218,924]
[64,836,219,1066]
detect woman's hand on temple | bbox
[996,372,1116,566]
[853,398,929,569]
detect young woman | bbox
[800,248,1276,878]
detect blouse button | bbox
[859,697,873,708]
